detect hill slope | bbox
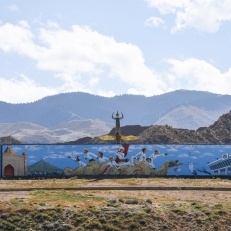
[139,110,231,144]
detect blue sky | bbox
[1,0,231,103]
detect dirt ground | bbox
[0,190,230,204]
[1,178,231,189]
[0,179,231,230]
[0,178,230,205]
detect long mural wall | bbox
[1,144,231,177]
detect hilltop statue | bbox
[112,111,123,143]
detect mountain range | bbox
[0,90,231,130]
[1,109,231,145]
[0,120,113,144]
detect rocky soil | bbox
[0,178,230,230]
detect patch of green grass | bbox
[172,207,186,215]
[103,224,122,231]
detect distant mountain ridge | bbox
[0,90,231,130]
[0,120,114,144]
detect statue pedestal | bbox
[115,133,122,144]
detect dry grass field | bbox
[0,178,230,230]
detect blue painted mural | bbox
[1,144,231,177]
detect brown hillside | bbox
[138,125,209,144]
[139,110,231,144]
[108,125,150,136]
[200,110,231,143]
[0,136,22,144]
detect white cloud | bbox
[18,20,30,28]
[47,21,60,29]
[0,22,166,101]
[178,154,189,158]
[8,4,19,11]
[145,0,231,33]
[145,17,164,28]
[12,147,22,152]
[166,58,231,95]
[167,148,178,152]
[24,145,43,151]
[145,0,190,14]
[1,21,231,103]
[98,90,116,97]
[203,153,215,156]
[191,156,198,159]
[0,75,58,103]
[89,77,99,87]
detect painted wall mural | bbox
[1,144,231,177]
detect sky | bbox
[0,0,231,103]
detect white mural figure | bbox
[119,159,134,167]
[107,156,119,168]
[189,145,194,157]
[96,152,109,163]
[76,156,87,167]
[132,148,147,162]
[82,148,97,161]
[146,157,155,169]
[148,149,167,169]
[115,147,125,160]
[189,162,194,173]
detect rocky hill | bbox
[0,136,22,144]
[200,111,231,143]
[108,125,150,136]
[139,110,231,144]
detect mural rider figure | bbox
[148,149,168,170]
[83,148,97,162]
[132,148,147,162]
[96,152,109,164]
[76,156,87,167]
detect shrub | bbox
[146,199,152,204]
[109,199,117,203]
[118,198,124,203]
[125,199,138,205]
[99,217,107,224]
